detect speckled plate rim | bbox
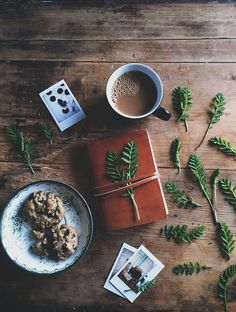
[0,179,93,275]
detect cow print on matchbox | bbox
[39,80,86,131]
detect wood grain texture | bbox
[1,3,236,40]
[1,39,236,62]
[1,62,236,170]
[0,165,236,311]
[1,1,236,312]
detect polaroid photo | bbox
[110,245,164,303]
[39,79,86,131]
[104,243,137,298]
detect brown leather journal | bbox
[87,129,168,231]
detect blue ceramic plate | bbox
[0,180,93,274]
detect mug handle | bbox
[153,106,171,121]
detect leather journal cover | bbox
[87,129,168,231]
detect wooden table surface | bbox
[1,1,236,311]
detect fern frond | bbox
[24,138,35,164]
[184,225,206,243]
[105,141,140,221]
[5,124,20,143]
[211,168,220,209]
[209,137,236,157]
[211,168,220,186]
[170,137,182,174]
[137,278,156,293]
[219,178,236,209]
[41,123,54,144]
[105,150,122,182]
[172,86,192,132]
[165,181,201,208]
[121,141,138,179]
[218,264,236,312]
[5,124,35,174]
[5,124,25,153]
[172,262,211,275]
[160,224,205,244]
[188,154,209,195]
[188,154,218,224]
[195,93,226,150]
[217,222,235,261]
[160,224,187,244]
[210,93,226,125]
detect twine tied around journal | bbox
[93,171,160,198]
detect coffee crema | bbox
[111,71,157,116]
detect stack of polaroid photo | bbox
[104,244,164,303]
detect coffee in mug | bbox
[106,63,171,121]
[111,71,157,117]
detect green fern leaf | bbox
[217,222,235,261]
[105,141,140,221]
[41,123,54,144]
[210,93,226,125]
[5,124,25,153]
[196,93,226,149]
[5,124,35,174]
[137,278,156,293]
[105,150,122,182]
[218,264,236,312]
[188,154,209,196]
[170,137,182,174]
[121,141,138,179]
[209,137,236,157]
[188,154,218,224]
[183,225,206,243]
[160,224,187,244]
[165,181,201,208]
[172,86,192,132]
[211,168,220,186]
[24,138,35,164]
[219,178,236,209]
[160,224,205,244]
[172,262,211,275]
[210,168,220,209]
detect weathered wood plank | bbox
[1,3,236,40]
[1,2,236,311]
[0,236,230,312]
[0,166,235,311]
[1,39,236,62]
[1,118,236,171]
[0,235,229,312]
[0,61,236,170]
[0,164,236,234]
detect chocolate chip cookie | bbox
[32,229,51,258]
[32,224,78,260]
[52,224,78,260]
[26,191,65,228]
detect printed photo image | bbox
[39,80,86,131]
[110,245,164,303]
[104,243,137,298]
[118,248,156,293]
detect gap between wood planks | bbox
[0,160,236,171]
[1,60,236,64]
[1,38,236,41]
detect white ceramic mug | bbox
[106,63,171,121]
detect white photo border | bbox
[110,245,164,303]
[104,243,137,298]
[39,79,86,131]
